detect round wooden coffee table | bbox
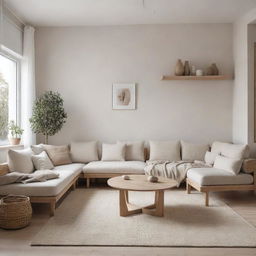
[107,175,177,217]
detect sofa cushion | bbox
[187,168,253,186]
[7,148,34,173]
[204,151,219,165]
[31,144,44,154]
[181,141,209,161]
[43,145,72,166]
[118,141,145,161]
[70,141,99,163]
[83,161,145,174]
[0,163,84,197]
[149,141,181,161]
[211,141,249,159]
[213,155,243,175]
[101,143,126,161]
[31,151,54,170]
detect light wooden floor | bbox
[0,185,256,256]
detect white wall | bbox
[35,24,233,145]
[233,8,256,156]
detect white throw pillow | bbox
[149,141,181,161]
[31,151,54,170]
[31,144,44,155]
[118,141,145,161]
[101,143,126,161]
[70,141,99,163]
[204,151,219,165]
[211,141,249,160]
[181,141,209,161]
[7,148,34,173]
[213,155,243,175]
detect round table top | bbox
[107,175,177,191]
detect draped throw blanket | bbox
[144,160,210,187]
[0,170,59,185]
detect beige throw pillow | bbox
[43,145,72,166]
[181,141,209,161]
[70,141,99,163]
[118,141,145,161]
[211,141,249,160]
[213,155,243,175]
[7,148,34,173]
[31,151,54,170]
[149,141,181,161]
[101,143,126,161]
[204,151,219,165]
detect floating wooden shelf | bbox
[161,75,233,81]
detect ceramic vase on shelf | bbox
[190,65,196,76]
[184,61,190,76]
[175,59,184,76]
[206,65,214,75]
[211,63,219,75]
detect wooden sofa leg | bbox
[205,192,209,206]
[186,181,191,194]
[71,181,76,190]
[50,201,56,216]
[86,178,90,188]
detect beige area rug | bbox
[32,188,256,247]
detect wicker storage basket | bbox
[0,195,32,229]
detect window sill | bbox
[0,144,24,150]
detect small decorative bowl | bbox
[122,175,130,180]
[147,175,158,183]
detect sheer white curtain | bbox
[21,25,36,147]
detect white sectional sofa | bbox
[0,140,255,216]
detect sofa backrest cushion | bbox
[70,141,99,163]
[149,141,181,161]
[211,141,249,160]
[31,151,54,170]
[181,141,209,161]
[101,143,126,161]
[7,148,34,173]
[118,141,145,161]
[213,155,243,175]
[43,145,72,166]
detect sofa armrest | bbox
[0,163,9,176]
[242,159,256,174]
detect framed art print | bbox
[112,83,136,110]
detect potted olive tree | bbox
[8,120,24,145]
[30,91,67,144]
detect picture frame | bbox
[112,83,136,110]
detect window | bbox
[0,53,19,145]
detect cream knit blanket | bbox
[144,160,210,187]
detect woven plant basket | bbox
[0,195,32,230]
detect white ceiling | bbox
[6,0,256,26]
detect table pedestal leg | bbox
[119,190,164,217]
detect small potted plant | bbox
[8,120,24,145]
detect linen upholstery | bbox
[204,151,219,165]
[0,163,84,197]
[70,141,99,163]
[83,161,145,174]
[211,141,249,159]
[213,155,243,175]
[181,141,209,161]
[149,141,181,161]
[31,144,44,154]
[187,168,253,186]
[101,143,126,161]
[7,148,34,173]
[118,141,145,161]
[31,151,54,170]
[43,145,72,166]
